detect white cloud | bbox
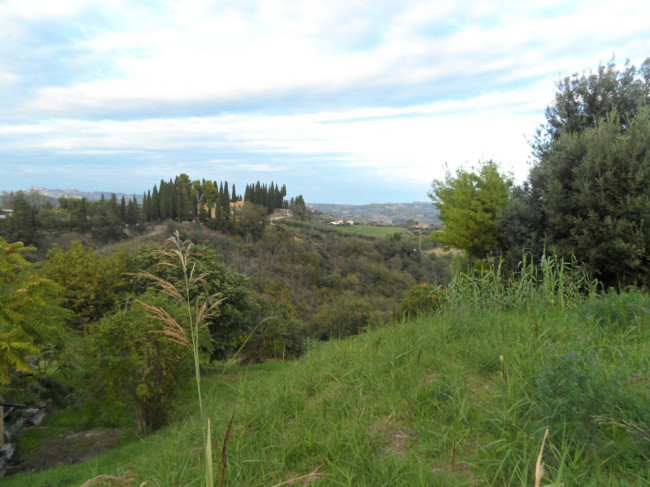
[2,0,649,200]
[0,0,87,20]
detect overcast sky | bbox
[1,0,648,204]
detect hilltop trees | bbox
[0,177,296,252]
[244,181,287,213]
[4,191,38,245]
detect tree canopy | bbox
[0,238,68,387]
[501,57,650,286]
[429,161,511,260]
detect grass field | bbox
[6,258,650,486]
[328,224,408,237]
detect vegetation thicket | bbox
[2,58,650,486]
[5,257,650,486]
[432,58,650,287]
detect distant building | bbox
[329,217,354,226]
[407,223,429,235]
[0,209,13,219]
[229,200,246,209]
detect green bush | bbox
[396,283,446,320]
[78,293,192,431]
[537,297,650,463]
[579,288,650,329]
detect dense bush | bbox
[78,293,192,431]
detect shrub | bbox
[80,292,191,431]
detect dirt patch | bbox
[12,428,125,474]
[370,415,414,459]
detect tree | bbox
[290,195,309,221]
[235,202,269,242]
[534,58,649,159]
[72,197,89,232]
[0,238,68,388]
[497,182,546,269]
[5,191,38,245]
[536,109,650,285]
[429,161,511,260]
[92,202,125,243]
[126,196,139,225]
[511,58,650,285]
[43,242,127,326]
[131,240,253,359]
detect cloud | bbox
[1,0,649,202]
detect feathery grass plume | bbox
[534,429,550,487]
[133,231,226,487]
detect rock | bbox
[0,443,16,477]
[29,410,47,426]
[4,417,24,442]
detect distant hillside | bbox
[0,188,137,207]
[307,202,440,226]
[27,187,134,201]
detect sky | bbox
[0,1,648,204]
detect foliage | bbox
[506,58,650,286]
[537,108,650,285]
[310,290,388,339]
[7,274,650,486]
[80,293,191,431]
[233,202,268,242]
[289,194,308,221]
[130,239,253,360]
[396,283,446,320]
[91,202,125,243]
[42,241,128,326]
[496,182,546,270]
[533,57,649,158]
[0,237,68,389]
[3,191,38,246]
[429,160,511,259]
[238,298,305,363]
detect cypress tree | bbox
[120,196,127,222]
[151,185,159,221]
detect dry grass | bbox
[534,429,550,487]
[79,472,140,487]
[370,415,413,459]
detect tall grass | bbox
[134,231,225,487]
[444,251,599,313]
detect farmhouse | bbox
[329,217,354,226]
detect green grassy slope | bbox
[7,292,650,486]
